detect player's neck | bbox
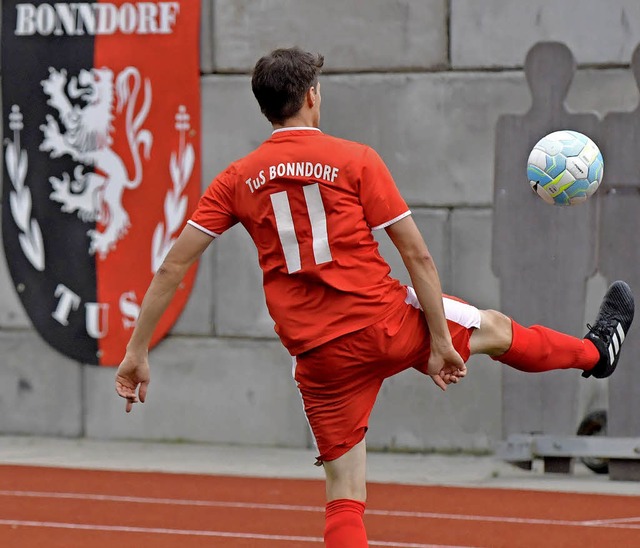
[272,112,318,131]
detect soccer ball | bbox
[527,130,604,206]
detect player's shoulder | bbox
[206,158,243,195]
[320,133,378,160]
[321,132,368,149]
[213,160,240,182]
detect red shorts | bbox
[293,292,479,463]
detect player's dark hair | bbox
[251,47,324,124]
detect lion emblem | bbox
[40,66,152,257]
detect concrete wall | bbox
[1,0,639,453]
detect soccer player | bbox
[115,47,635,547]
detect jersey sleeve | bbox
[358,147,411,230]
[188,166,239,237]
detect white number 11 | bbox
[270,184,332,273]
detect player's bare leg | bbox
[322,438,368,547]
[469,309,512,356]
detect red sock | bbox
[493,320,599,373]
[324,499,368,548]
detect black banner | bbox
[2,1,201,365]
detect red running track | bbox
[0,465,639,547]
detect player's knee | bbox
[323,444,367,502]
[325,471,367,502]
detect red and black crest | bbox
[2,1,201,365]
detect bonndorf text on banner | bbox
[2,1,202,365]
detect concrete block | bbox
[213,0,448,72]
[201,75,272,188]
[322,72,531,206]
[0,179,31,328]
[0,241,30,329]
[84,336,308,447]
[450,208,500,310]
[374,208,450,290]
[182,75,272,337]
[566,69,639,116]
[171,248,215,336]
[214,224,276,339]
[0,331,82,436]
[200,76,275,337]
[201,70,632,208]
[368,354,502,452]
[199,0,214,74]
[451,0,640,69]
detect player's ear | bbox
[307,86,317,107]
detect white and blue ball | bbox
[527,130,604,206]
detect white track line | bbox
[0,519,473,548]
[0,520,321,542]
[1,490,639,531]
[0,490,321,512]
[582,516,640,525]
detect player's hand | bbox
[438,361,467,387]
[115,350,150,413]
[427,340,467,391]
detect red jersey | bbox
[189,127,411,355]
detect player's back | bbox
[206,128,409,355]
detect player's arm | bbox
[385,216,466,390]
[115,224,214,412]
